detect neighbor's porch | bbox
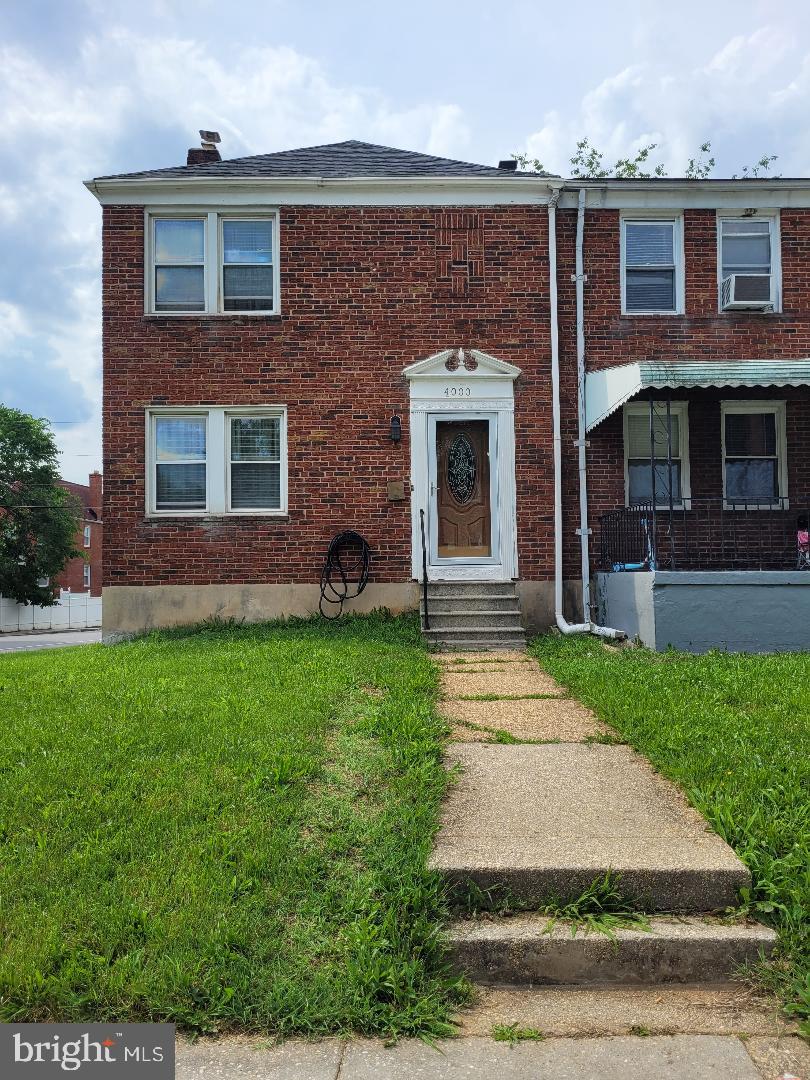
[586,360,810,651]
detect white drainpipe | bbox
[548,185,624,639]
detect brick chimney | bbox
[187,129,221,166]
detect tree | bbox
[513,140,777,180]
[0,405,83,606]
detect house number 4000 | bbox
[443,386,471,397]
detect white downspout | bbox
[548,186,624,639]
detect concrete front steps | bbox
[447,914,777,987]
[421,582,526,650]
[432,743,777,989]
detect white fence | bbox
[0,592,102,632]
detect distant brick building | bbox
[55,472,103,597]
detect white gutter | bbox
[548,186,624,639]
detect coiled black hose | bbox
[318,531,372,618]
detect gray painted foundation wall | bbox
[596,570,810,653]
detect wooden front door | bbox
[435,419,492,558]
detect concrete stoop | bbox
[422,582,527,650]
[431,742,777,993]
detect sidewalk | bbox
[176,1033,809,1079]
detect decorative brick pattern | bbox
[435,211,485,295]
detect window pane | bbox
[223,220,273,264]
[627,412,680,458]
[230,462,281,509]
[223,265,273,300]
[154,219,204,263]
[725,413,776,457]
[231,417,280,461]
[625,222,674,266]
[155,266,205,311]
[722,219,771,236]
[725,459,778,502]
[156,417,206,461]
[722,234,770,274]
[628,460,682,504]
[625,268,676,311]
[156,463,207,510]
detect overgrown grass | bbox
[0,612,469,1036]
[531,634,810,1033]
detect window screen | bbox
[624,220,677,313]
[154,219,205,312]
[222,220,274,312]
[229,416,282,509]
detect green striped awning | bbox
[585,360,810,431]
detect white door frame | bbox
[427,412,500,567]
[404,349,520,582]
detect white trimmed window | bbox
[624,402,690,507]
[83,564,91,589]
[147,407,287,516]
[83,524,91,547]
[147,213,279,315]
[717,214,780,311]
[721,401,787,507]
[621,216,684,315]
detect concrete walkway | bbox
[176,1033,810,1079]
[0,629,101,652]
[430,648,784,1043]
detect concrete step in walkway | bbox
[430,742,751,912]
[447,914,777,986]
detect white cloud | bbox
[0,27,470,481]
[519,27,810,176]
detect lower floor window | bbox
[722,401,787,506]
[624,401,689,507]
[83,564,91,589]
[148,407,287,515]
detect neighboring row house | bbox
[85,139,810,651]
[56,471,103,598]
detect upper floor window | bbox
[718,214,780,312]
[621,216,683,315]
[147,407,287,516]
[721,401,787,508]
[147,213,279,316]
[624,401,690,507]
[83,524,91,547]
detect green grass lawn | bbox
[531,634,810,1034]
[0,613,467,1036]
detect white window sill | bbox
[145,511,289,519]
[621,310,683,317]
[143,311,281,319]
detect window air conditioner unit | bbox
[721,274,773,311]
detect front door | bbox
[429,416,498,565]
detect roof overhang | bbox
[83,175,555,208]
[585,360,810,430]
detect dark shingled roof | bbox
[96,139,550,181]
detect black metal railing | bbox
[419,508,430,629]
[600,498,810,572]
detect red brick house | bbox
[55,472,103,597]
[85,140,810,650]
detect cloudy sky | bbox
[2,0,809,481]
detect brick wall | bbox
[559,208,810,575]
[102,204,556,589]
